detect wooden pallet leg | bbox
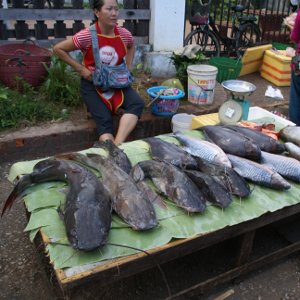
[235,230,256,267]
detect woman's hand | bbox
[80,66,93,81]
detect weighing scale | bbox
[219,80,256,125]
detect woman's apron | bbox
[83,23,127,113]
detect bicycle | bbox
[184,0,262,58]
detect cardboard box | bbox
[191,106,295,130]
[247,106,295,130]
[240,44,272,76]
[260,50,292,86]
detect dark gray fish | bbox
[131,160,206,213]
[227,154,291,190]
[93,140,132,174]
[61,152,157,231]
[201,125,261,161]
[224,125,285,154]
[260,151,300,183]
[280,126,300,146]
[174,132,232,168]
[144,137,198,170]
[135,181,167,209]
[193,156,251,198]
[285,142,300,161]
[2,159,112,251]
[185,170,232,208]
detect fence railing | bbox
[186,0,294,45]
[0,0,150,47]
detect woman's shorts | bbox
[80,78,144,136]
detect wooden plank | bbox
[166,239,300,299]
[51,202,300,290]
[0,8,151,21]
[235,230,256,266]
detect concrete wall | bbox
[144,0,185,77]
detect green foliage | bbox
[40,55,81,107]
[0,83,63,130]
[170,50,206,92]
[0,55,83,132]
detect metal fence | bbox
[186,0,295,45]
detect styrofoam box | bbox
[248,106,295,131]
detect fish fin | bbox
[130,163,146,182]
[136,181,167,209]
[1,174,32,217]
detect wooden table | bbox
[45,201,300,299]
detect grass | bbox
[0,55,82,132]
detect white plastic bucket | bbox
[187,64,218,105]
[171,113,194,133]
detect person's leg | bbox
[289,70,300,126]
[114,113,138,145]
[81,78,115,140]
[114,86,144,145]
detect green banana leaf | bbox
[6,130,300,271]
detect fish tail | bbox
[1,174,32,217]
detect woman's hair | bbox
[90,0,104,10]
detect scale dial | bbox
[218,100,243,125]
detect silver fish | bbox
[131,160,207,213]
[2,158,112,251]
[260,151,300,183]
[280,126,300,146]
[60,153,158,231]
[227,154,291,190]
[285,142,300,161]
[174,133,232,168]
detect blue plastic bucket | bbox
[147,86,185,116]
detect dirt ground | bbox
[1,72,300,300]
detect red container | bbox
[0,41,52,89]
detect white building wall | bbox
[149,0,185,51]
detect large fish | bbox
[280,126,300,146]
[223,125,285,154]
[193,156,251,198]
[174,133,232,168]
[2,159,112,251]
[131,160,206,213]
[93,140,132,174]
[285,142,300,161]
[185,170,232,208]
[260,151,300,183]
[144,137,198,170]
[60,153,158,231]
[201,125,261,161]
[227,154,291,190]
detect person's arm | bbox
[291,11,300,44]
[126,44,135,70]
[53,39,92,81]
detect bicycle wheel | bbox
[236,23,261,56]
[184,28,220,58]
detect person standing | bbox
[288,2,300,125]
[53,0,144,145]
